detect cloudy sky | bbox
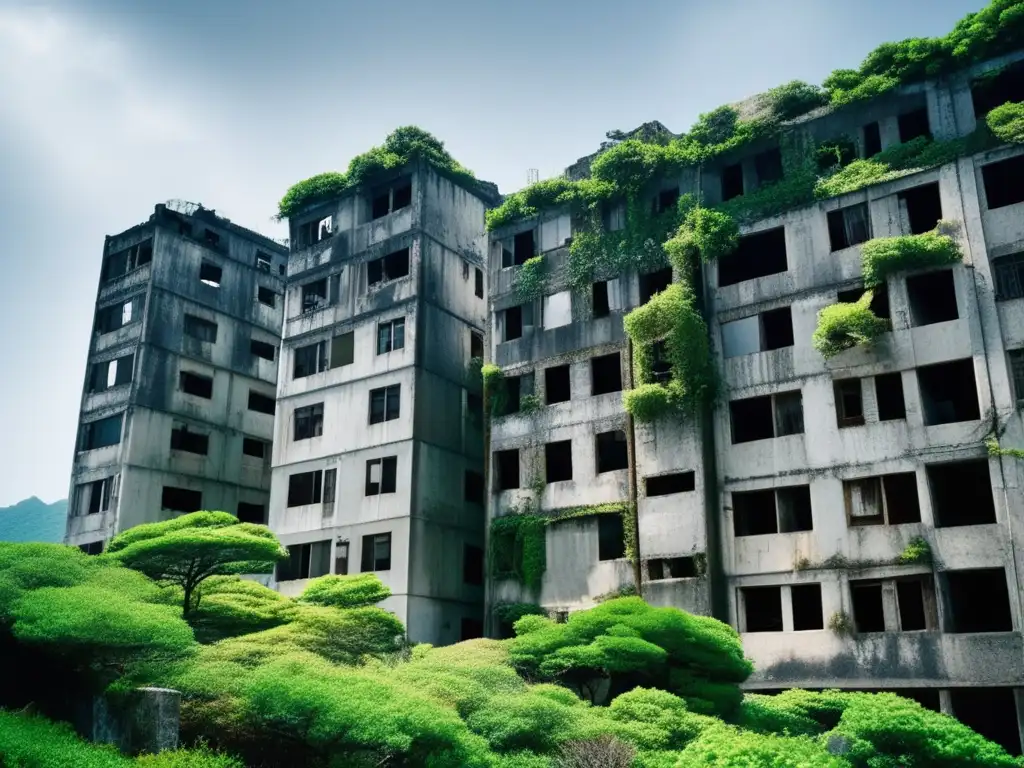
[0,0,983,506]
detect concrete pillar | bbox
[939,688,954,716]
[93,687,180,756]
[1013,688,1024,756]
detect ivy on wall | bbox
[481,363,507,418]
[513,256,548,303]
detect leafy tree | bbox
[106,512,288,617]
[176,576,298,643]
[299,573,391,609]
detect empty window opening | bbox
[294,403,324,440]
[760,307,794,351]
[982,155,1024,210]
[96,296,144,334]
[161,486,202,513]
[467,391,484,428]
[294,341,328,379]
[649,341,672,382]
[591,353,622,396]
[719,227,788,287]
[907,269,958,326]
[840,283,891,320]
[170,426,208,455]
[777,485,813,532]
[377,318,406,355]
[730,396,774,444]
[648,556,697,580]
[79,541,104,555]
[545,440,573,483]
[470,331,484,360]
[257,286,276,307]
[180,371,213,399]
[946,568,1012,633]
[928,459,996,527]
[863,122,882,158]
[721,162,744,201]
[733,489,779,536]
[545,365,571,404]
[595,430,628,473]
[248,390,276,415]
[184,314,218,344]
[1010,348,1024,405]
[242,437,266,458]
[287,470,324,507]
[301,279,328,313]
[896,577,933,631]
[202,229,221,249]
[251,339,276,361]
[951,688,1022,757]
[592,281,610,318]
[495,449,520,491]
[369,385,401,424]
[603,201,626,232]
[918,359,980,425]
[502,305,525,342]
[755,148,784,186]
[598,514,625,561]
[237,502,266,524]
[655,187,680,214]
[513,230,535,264]
[361,533,392,572]
[330,332,354,369]
[102,239,153,281]
[278,540,331,581]
[77,477,113,516]
[500,374,523,416]
[898,183,942,235]
[298,216,332,247]
[775,390,804,436]
[995,252,1024,301]
[365,456,398,496]
[460,617,484,640]
[464,470,484,504]
[845,472,921,526]
[898,108,931,143]
[827,203,871,251]
[368,247,411,287]
[199,261,222,288]
[646,471,695,497]
[834,379,865,428]
[742,586,783,632]
[255,251,272,273]
[89,353,134,392]
[791,584,823,631]
[475,267,484,298]
[463,545,485,586]
[640,267,673,305]
[851,582,886,632]
[972,62,1024,118]
[875,373,906,420]
[371,180,412,220]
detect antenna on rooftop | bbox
[527,169,539,185]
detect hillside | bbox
[0,497,67,543]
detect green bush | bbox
[674,724,848,767]
[490,515,547,590]
[466,692,577,753]
[0,710,132,768]
[860,229,962,288]
[134,744,244,768]
[174,576,296,643]
[515,256,548,303]
[482,363,508,418]
[812,292,890,359]
[299,573,391,609]
[988,101,1024,143]
[665,207,738,270]
[762,80,830,121]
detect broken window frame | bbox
[827,203,872,251]
[255,251,272,273]
[361,532,392,572]
[849,575,938,633]
[294,403,325,441]
[102,239,153,282]
[718,226,788,288]
[733,485,813,537]
[993,252,1024,301]
[368,248,411,288]
[834,378,865,428]
[287,469,324,507]
[89,353,135,392]
[183,314,218,344]
[1008,349,1024,406]
[369,384,401,424]
[96,295,144,335]
[242,437,267,459]
[76,476,114,516]
[199,261,223,288]
[501,230,536,268]
[843,472,921,527]
[298,216,333,248]
[898,182,943,236]
[371,179,412,220]
[917,358,981,426]
[277,539,332,581]
[740,585,783,633]
[300,279,329,314]
[293,340,329,379]
[365,456,398,496]
[377,317,406,355]
[647,556,698,580]
[875,372,907,421]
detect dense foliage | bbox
[988,100,1024,143]
[299,573,393,609]
[812,291,890,359]
[860,227,963,288]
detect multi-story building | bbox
[268,158,500,645]
[484,52,1024,754]
[66,201,288,552]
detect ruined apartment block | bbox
[66,202,288,552]
[269,159,500,645]
[485,52,1024,753]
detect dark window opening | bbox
[907,269,958,326]
[371,181,412,220]
[760,307,794,350]
[946,569,1012,633]
[287,470,323,507]
[183,314,218,344]
[972,62,1024,119]
[203,229,221,249]
[361,533,392,572]
[839,283,891,320]
[648,556,697,580]
[162,486,202,513]
[294,403,324,441]
[982,155,1024,210]
[719,227,787,287]
[460,617,484,640]
[896,577,929,631]
[791,584,823,631]
[742,586,783,632]
[464,470,484,504]
[503,306,524,342]
[730,396,775,444]
[928,459,996,527]
[898,108,931,143]
[863,122,882,158]
[102,239,153,281]
[591,353,622,396]
[918,359,980,426]
[278,540,331,581]
[883,472,922,524]
[199,261,222,288]
[501,375,523,416]
[80,413,123,451]
[777,485,813,532]
[82,477,112,516]
[369,385,401,424]
[242,437,266,458]
[875,373,906,421]
[330,332,354,369]
[237,502,266,525]
[301,279,328,313]
[1011,349,1024,404]
[513,230,535,265]
[646,471,695,497]
[545,440,573,483]
[180,371,213,399]
[592,281,610,318]
[655,187,680,214]
[89,353,134,392]
[468,392,484,428]
[650,340,672,382]
[899,183,942,235]
[733,489,778,536]
[79,541,104,556]
[365,456,398,496]
[470,331,484,360]
[377,318,406,355]
[96,296,143,334]
[951,688,1022,757]
[755,148,784,186]
[545,365,570,404]
[475,267,484,298]
[827,203,871,251]
[248,390,276,415]
[257,286,276,307]
[851,582,886,632]
[463,545,485,586]
[847,472,922,526]
[775,391,804,436]
[294,341,328,379]
[834,379,865,428]
[495,450,520,491]
[255,251,272,273]
[595,430,628,473]
[598,514,625,561]
[640,267,673,304]
[251,339,276,361]
[170,426,208,455]
[721,162,744,201]
[368,248,410,287]
[994,252,1024,301]
[298,217,332,248]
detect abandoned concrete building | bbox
[484,52,1024,752]
[268,159,500,645]
[65,201,288,552]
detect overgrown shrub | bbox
[0,710,132,768]
[988,101,1024,143]
[860,229,962,288]
[812,292,890,359]
[555,735,635,768]
[299,573,391,609]
[673,724,847,767]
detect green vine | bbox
[514,256,548,303]
[812,290,890,359]
[860,225,963,288]
[481,363,507,418]
[987,436,1024,460]
[519,394,542,414]
[828,611,854,637]
[988,101,1024,144]
[796,538,934,572]
[896,537,933,566]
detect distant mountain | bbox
[0,497,68,543]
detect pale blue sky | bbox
[0,0,984,505]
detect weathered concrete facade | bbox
[66,202,287,551]
[485,52,1024,753]
[269,161,499,645]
